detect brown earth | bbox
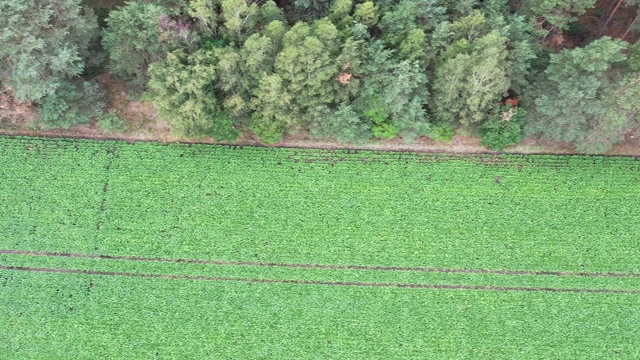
[580,0,639,43]
[2,113,638,156]
[0,92,38,130]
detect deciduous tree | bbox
[220,0,259,44]
[354,1,379,28]
[103,2,169,86]
[432,12,510,126]
[250,74,292,143]
[147,49,237,140]
[188,0,221,36]
[481,104,526,150]
[379,0,448,47]
[526,37,638,153]
[38,80,105,129]
[308,103,372,144]
[273,20,341,126]
[0,0,98,102]
[524,0,596,30]
[358,41,430,143]
[292,0,332,22]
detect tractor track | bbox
[1,265,639,294]
[2,249,640,278]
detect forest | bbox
[1,0,640,153]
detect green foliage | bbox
[292,0,332,22]
[362,104,388,125]
[3,0,633,153]
[3,136,640,358]
[372,122,400,139]
[501,15,539,95]
[329,0,353,26]
[147,49,238,141]
[477,8,539,93]
[379,0,447,46]
[0,0,99,103]
[399,29,429,64]
[158,13,202,52]
[259,0,286,26]
[249,74,290,143]
[527,37,637,154]
[426,125,455,141]
[481,105,526,150]
[359,42,430,143]
[214,46,249,118]
[628,42,640,71]
[213,24,285,120]
[272,20,341,127]
[333,37,365,104]
[98,110,128,134]
[308,103,371,144]
[449,0,479,17]
[362,101,398,139]
[250,114,284,144]
[450,9,489,41]
[201,37,231,51]
[102,2,168,86]
[354,1,379,28]
[565,21,585,36]
[220,0,259,44]
[524,0,596,30]
[38,81,105,129]
[433,13,510,126]
[188,0,221,36]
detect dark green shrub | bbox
[481,105,526,150]
[38,81,105,129]
[427,125,455,141]
[98,110,128,134]
[372,122,399,139]
[251,115,283,144]
[363,104,398,139]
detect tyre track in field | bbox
[1,265,639,294]
[2,249,640,278]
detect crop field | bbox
[1,136,640,358]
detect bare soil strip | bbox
[1,265,638,294]
[5,131,640,158]
[2,249,640,278]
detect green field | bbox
[1,136,640,358]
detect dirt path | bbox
[2,249,639,278]
[1,264,638,294]
[2,126,638,156]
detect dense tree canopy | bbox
[147,49,237,140]
[524,0,596,30]
[102,2,170,86]
[2,0,640,152]
[0,0,105,129]
[527,37,640,153]
[0,0,98,102]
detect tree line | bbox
[1,0,640,153]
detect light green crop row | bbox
[1,136,640,272]
[1,270,639,359]
[3,252,640,292]
[2,136,640,359]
